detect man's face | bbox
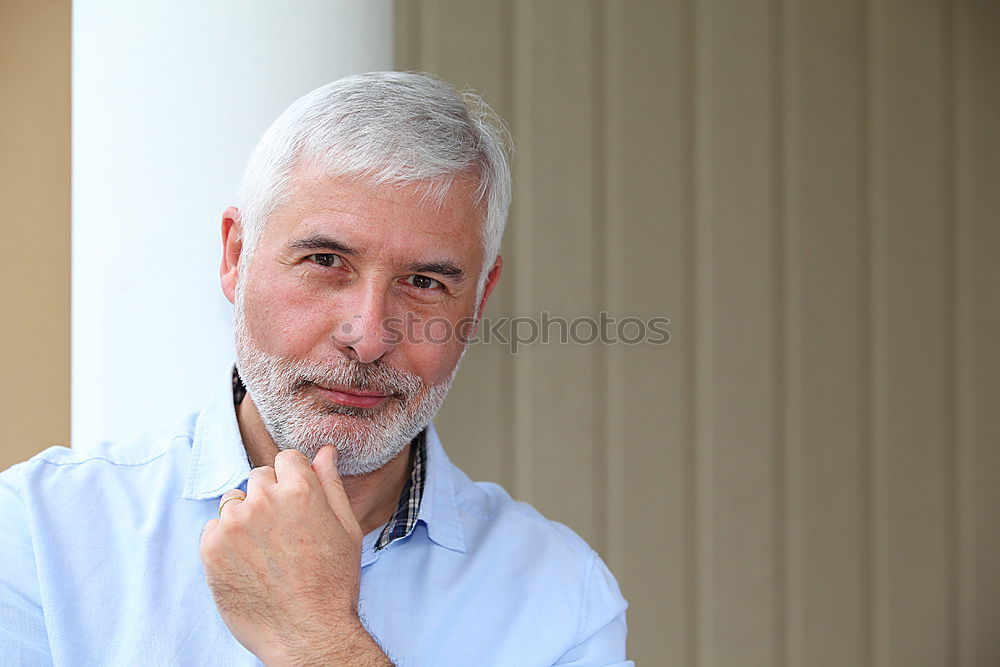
[228,168,498,475]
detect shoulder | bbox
[455,473,594,558]
[0,413,198,502]
[449,463,621,594]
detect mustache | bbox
[292,358,423,397]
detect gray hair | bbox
[236,71,512,289]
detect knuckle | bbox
[276,448,306,463]
[218,512,246,536]
[248,465,273,480]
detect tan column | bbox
[0,0,71,470]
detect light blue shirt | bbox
[0,368,631,666]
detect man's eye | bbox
[406,274,443,290]
[307,254,342,268]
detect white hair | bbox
[236,71,512,290]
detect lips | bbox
[314,384,392,409]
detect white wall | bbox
[72,0,393,448]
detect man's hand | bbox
[200,445,392,666]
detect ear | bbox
[220,206,244,305]
[474,255,503,321]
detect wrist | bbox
[267,617,392,667]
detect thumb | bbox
[312,445,360,532]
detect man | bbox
[0,72,630,665]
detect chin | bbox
[278,413,411,472]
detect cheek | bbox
[399,328,468,386]
[241,276,335,357]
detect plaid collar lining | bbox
[374,430,426,550]
[232,365,427,551]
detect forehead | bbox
[264,169,485,256]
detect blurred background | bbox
[2,0,998,664]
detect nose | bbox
[332,281,396,364]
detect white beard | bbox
[232,277,462,476]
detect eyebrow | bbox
[286,234,360,256]
[406,260,466,281]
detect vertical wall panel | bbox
[605,1,691,665]
[784,1,870,665]
[872,0,956,664]
[695,0,783,664]
[868,1,893,662]
[509,0,605,548]
[956,1,1000,665]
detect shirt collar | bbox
[182,366,252,500]
[417,422,466,553]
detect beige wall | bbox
[395,1,1000,665]
[0,0,71,470]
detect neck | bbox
[235,395,412,535]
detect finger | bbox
[201,517,220,542]
[218,488,247,518]
[272,448,312,484]
[313,446,359,531]
[199,518,220,564]
[247,465,276,497]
